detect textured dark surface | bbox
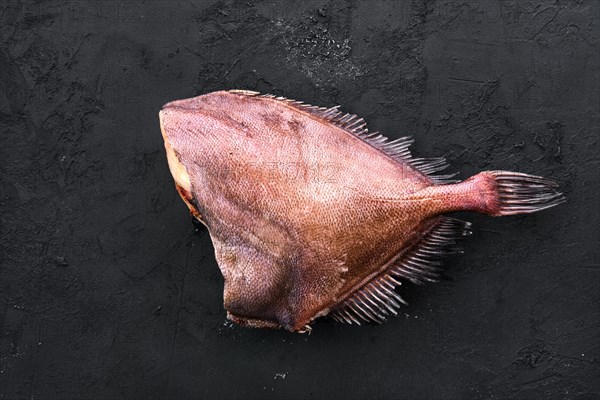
[1,0,599,399]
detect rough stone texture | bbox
[1,0,598,399]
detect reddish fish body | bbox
[159,90,564,332]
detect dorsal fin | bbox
[329,217,472,325]
[229,90,457,184]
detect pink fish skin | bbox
[159,90,565,332]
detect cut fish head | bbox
[158,102,205,220]
[158,91,271,223]
[159,108,191,193]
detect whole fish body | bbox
[159,90,564,332]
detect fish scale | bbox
[159,90,565,332]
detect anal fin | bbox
[330,217,472,325]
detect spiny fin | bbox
[229,90,457,184]
[229,89,260,96]
[330,217,472,325]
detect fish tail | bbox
[457,170,566,216]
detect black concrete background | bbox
[1,0,599,399]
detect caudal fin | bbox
[479,171,565,216]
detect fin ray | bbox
[330,216,472,325]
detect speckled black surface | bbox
[1,1,599,399]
